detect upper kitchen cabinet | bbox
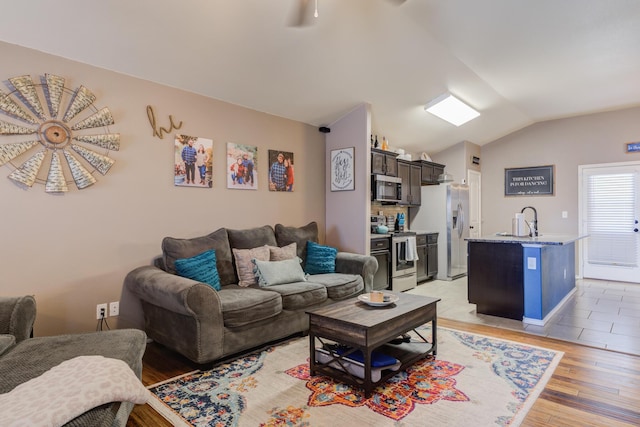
[371,148,398,177]
[414,160,446,185]
[397,160,421,206]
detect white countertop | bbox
[466,233,588,245]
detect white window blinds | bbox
[586,172,637,267]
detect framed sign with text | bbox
[505,165,554,196]
[626,142,640,153]
[330,147,355,191]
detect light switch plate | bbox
[527,257,537,270]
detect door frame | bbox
[578,160,640,280]
[467,169,482,238]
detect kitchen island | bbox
[466,234,587,324]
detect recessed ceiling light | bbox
[424,94,480,127]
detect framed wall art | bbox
[226,142,257,190]
[268,149,294,191]
[330,147,354,191]
[174,134,212,187]
[505,165,554,196]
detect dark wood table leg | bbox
[364,348,373,398]
[432,315,438,355]
[309,331,316,375]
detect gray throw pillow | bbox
[161,228,235,286]
[274,222,319,264]
[253,257,307,287]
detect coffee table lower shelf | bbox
[310,336,436,397]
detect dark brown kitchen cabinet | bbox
[414,160,446,185]
[397,160,421,206]
[426,233,438,278]
[371,148,398,177]
[416,233,438,283]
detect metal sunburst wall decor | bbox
[0,74,120,192]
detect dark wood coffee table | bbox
[306,292,440,397]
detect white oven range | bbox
[391,232,418,292]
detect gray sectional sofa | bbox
[0,295,147,427]
[125,222,377,364]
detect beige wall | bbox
[480,106,640,235]
[431,140,481,185]
[0,42,326,336]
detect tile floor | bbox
[407,277,640,355]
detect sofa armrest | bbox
[124,266,222,316]
[124,266,225,363]
[0,295,36,343]
[335,252,378,293]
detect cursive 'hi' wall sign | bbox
[146,105,183,139]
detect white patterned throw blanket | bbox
[0,355,149,427]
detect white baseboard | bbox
[523,287,577,326]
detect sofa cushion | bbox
[253,257,306,287]
[0,329,147,427]
[217,286,282,327]
[174,250,221,291]
[162,228,235,286]
[227,225,277,249]
[232,246,270,287]
[268,242,297,261]
[0,330,146,395]
[307,273,364,300]
[0,355,149,427]
[263,282,328,310]
[305,241,338,274]
[275,222,318,264]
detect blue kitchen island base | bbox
[467,234,585,323]
[522,242,576,324]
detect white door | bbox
[580,162,640,283]
[467,170,481,238]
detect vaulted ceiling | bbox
[1,0,639,155]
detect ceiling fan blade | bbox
[288,0,313,27]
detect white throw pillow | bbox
[253,257,307,286]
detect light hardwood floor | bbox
[128,316,640,426]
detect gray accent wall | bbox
[480,106,640,236]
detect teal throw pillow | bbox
[174,249,221,291]
[305,241,338,275]
[253,257,307,287]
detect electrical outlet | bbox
[96,303,108,320]
[109,301,120,317]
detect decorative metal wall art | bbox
[147,105,183,139]
[0,74,119,192]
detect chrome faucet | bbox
[521,206,538,237]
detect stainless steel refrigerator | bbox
[410,183,469,280]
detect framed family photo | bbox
[330,147,354,191]
[267,149,295,192]
[227,142,258,190]
[174,134,213,188]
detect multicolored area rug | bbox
[147,327,562,426]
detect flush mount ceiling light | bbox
[424,93,480,127]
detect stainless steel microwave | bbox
[372,174,402,203]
